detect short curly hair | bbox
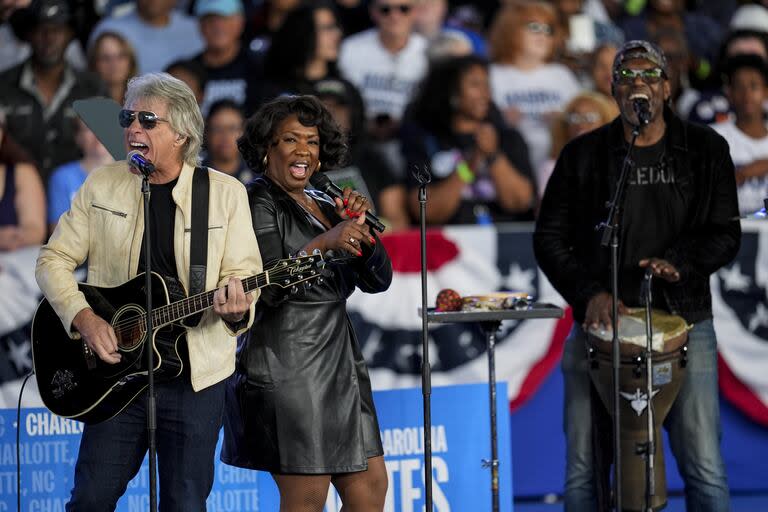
[239,95,348,172]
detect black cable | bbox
[16,371,35,512]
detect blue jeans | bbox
[66,376,226,512]
[562,319,730,511]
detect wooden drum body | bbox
[587,309,690,511]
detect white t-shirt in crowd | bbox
[90,10,204,74]
[338,29,428,121]
[711,119,768,216]
[490,63,581,170]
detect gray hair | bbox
[124,72,203,167]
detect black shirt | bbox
[402,119,535,224]
[620,137,690,306]
[138,179,178,280]
[192,47,263,116]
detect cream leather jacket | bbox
[36,161,262,391]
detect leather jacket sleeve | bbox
[663,138,741,282]
[351,231,392,293]
[249,186,292,308]
[533,143,606,310]
[314,193,392,295]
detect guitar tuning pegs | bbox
[312,248,321,255]
[298,250,308,257]
[290,285,299,294]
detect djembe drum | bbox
[587,308,690,511]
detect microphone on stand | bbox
[309,173,385,233]
[412,164,435,511]
[127,150,156,177]
[633,97,651,127]
[641,266,654,304]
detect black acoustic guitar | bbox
[31,254,323,424]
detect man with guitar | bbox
[35,72,262,511]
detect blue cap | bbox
[194,0,243,17]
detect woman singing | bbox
[222,95,391,512]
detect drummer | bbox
[533,40,741,512]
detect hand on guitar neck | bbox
[212,277,254,325]
[73,308,122,364]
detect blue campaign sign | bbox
[374,382,513,512]
[1,383,511,512]
[0,410,263,512]
[259,382,514,512]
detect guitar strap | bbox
[184,165,210,327]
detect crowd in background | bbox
[1,0,768,246]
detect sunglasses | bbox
[614,67,665,85]
[377,3,412,16]
[525,21,553,35]
[119,109,169,130]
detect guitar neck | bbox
[151,272,268,326]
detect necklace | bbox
[296,193,331,229]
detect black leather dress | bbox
[221,176,392,474]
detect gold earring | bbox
[316,161,322,172]
[262,154,268,167]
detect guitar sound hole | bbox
[112,305,145,352]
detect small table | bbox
[421,303,564,512]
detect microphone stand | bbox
[413,165,434,511]
[140,171,158,512]
[598,121,642,512]
[641,268,656,512]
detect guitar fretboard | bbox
[150,273,269,326]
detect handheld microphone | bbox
[632,97,651,126]
[127,149,155,176]
[309,173,386,233]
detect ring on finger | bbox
[349,237,356,244]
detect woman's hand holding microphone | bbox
[322,188,376,256]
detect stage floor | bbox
[515,493,768,511]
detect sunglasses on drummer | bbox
[119,109,169,130]
[614,67,665,85]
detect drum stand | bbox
[640,269,656,512]
[422,305,563,512]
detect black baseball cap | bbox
[10,0,73,40]
[612,40,669,79]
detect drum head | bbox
[588,308,689,356]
